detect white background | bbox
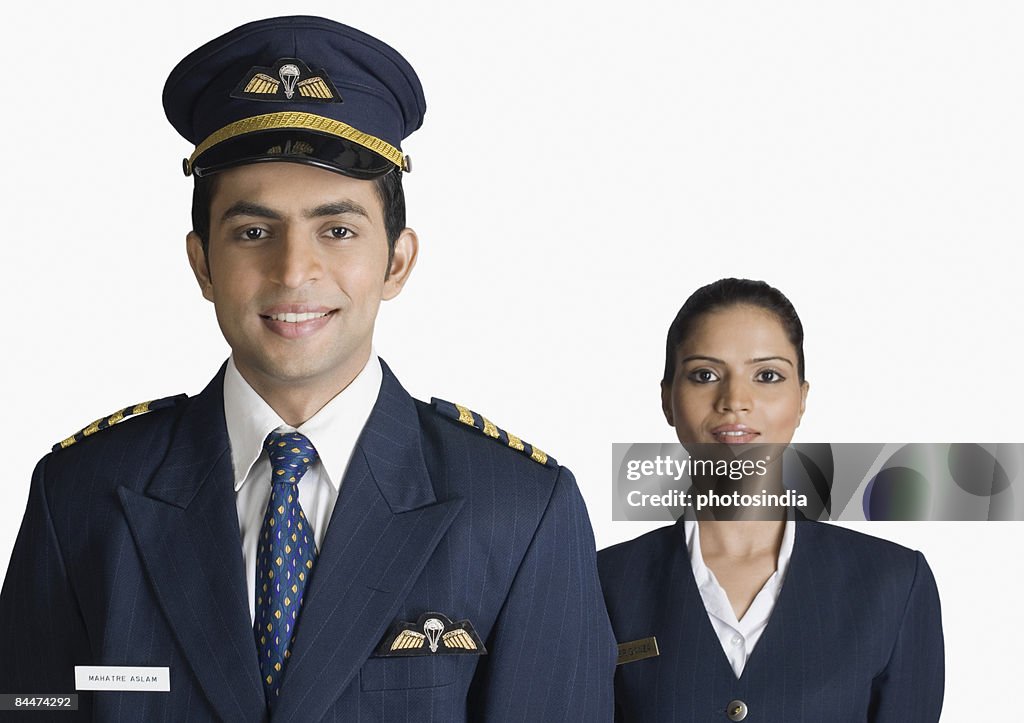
[2,2,1022,719]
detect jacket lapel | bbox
[271,361,463,723]
[119,367,266,723]
[739,517,816,684]
[668,519,739,686]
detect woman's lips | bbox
[709,425,760,445]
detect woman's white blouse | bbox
[683,515,796,678]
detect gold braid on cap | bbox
[185,111,406,174]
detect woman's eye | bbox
[688,369,719,383]
[757,369,785,383]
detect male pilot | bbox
[0,16,615,721]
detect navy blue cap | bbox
[163,16,426,179]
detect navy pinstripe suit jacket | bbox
[1,361,616,721]
[598,517,944,722]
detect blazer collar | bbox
[119,364,266,722]
[143,357,435,512]
[121,360,460,721]
[270,359,462,721]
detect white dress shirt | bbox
[223,354,383,623]
[683,513,796,679]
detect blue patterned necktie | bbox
[254,431,319,708]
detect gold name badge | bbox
[616,636,659,666]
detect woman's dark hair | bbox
[190,165,406,270]
[662,278,805,385]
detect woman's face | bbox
[662,304,809,445]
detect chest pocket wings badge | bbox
[376,612,487,657]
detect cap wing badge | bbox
[376,612,487,657]
[232,58,342,103]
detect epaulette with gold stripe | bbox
[52,394,188,452]
[431,398,557,468]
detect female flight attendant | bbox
[598,278,943,722]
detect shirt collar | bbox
[682,508,797,613]
[223,353,383,492]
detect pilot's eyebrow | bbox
[304,201,369,219]
[220,201,282,222]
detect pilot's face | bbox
[187,162,415,400]
[662,304,808,446]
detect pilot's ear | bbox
[186,232,215,302]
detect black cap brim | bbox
[189,129,396,179]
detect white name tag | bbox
[74,666,170,692]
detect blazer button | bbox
[726,699,748,721]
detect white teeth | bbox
[268,311,329,322]
[719,431,750,437]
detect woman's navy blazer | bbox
[598,517,943,722]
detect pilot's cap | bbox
[164,15,425,179]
